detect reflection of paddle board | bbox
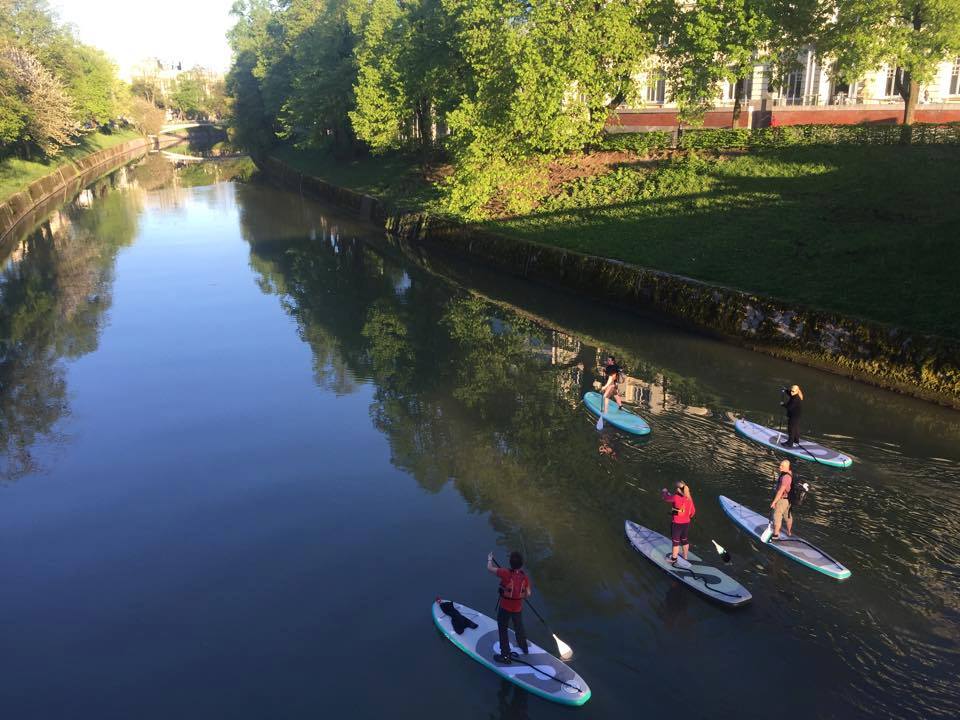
[583,392,650,436]
[624,521,752,607]
[734,418,852,468]
[432,599,591,706]
[719,496,852,580]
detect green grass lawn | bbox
[486,146,960,339]
[0,128,143,204]
[268,143,959,339]
[270,145,437,210]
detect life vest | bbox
[498,569,529,601]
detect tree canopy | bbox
[225,0,960,212]
[0,0,125,158]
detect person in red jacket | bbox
[487,550,532,664]
[661,481,696,564]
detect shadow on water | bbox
[235,180,960,719]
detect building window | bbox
[951,57,960,95]
[646,71,666,104]
[885,66,898,97]
[784,71,803,102]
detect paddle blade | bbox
[553,634,574,661]
[760,523,773,543]
[595,414,604,431]
[711,539,732,563]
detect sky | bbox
[53,0,236,77]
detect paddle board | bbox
[719,495,852,580]
[432,599,591,706]
[583,391,650,436]
[734,418,852,468]
[624,521,752,607]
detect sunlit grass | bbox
[0,129,143,203]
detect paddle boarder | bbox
[769,460,794,539]
[487,551,531,664]
[600,355,624,414]
[780,384,804,447]
[661,481,696,564]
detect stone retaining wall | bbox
[0,134,179,246]
[256,154,960,409]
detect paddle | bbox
[492,557,574,661]
[711,539,731,563]
[595,410,604,431]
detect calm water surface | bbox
[0,157,958,719]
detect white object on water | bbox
[711,539,726,555]
[624,521,752,607]
[719,496,851,580]
[432,599,591,706]
[734,419,852,468]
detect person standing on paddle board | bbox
[661,482,696,564]
[769,460,794,539]
[600,355,624,414]
[780,385,804,447]
[487,551,532,664]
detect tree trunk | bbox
[732,77,745,124]
[898,68,920,144]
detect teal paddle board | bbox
[734,418,852,468]
[432,599,591,706]
[583,391,650,436]
[719,495,852,580]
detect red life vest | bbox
[499,569,529,601]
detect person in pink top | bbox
[661,481,696,564]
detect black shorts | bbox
[671,522,690,546]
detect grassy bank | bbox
[270,145,437,210]
[268,144,960,339]
[0,129,143,204]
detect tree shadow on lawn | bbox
[481,147,960,338]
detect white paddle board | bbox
[625,521,752,607]
[432,599,591,706]
[719,495,852,580]
[735,418,852,468]
[583,391,650,436]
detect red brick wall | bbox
[609,109,750,130]
[609,105,960,130]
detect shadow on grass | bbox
[482,146,960,338]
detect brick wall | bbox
[609,104,960,130]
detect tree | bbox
[1,46,75,157]
[822,0,960,126]
[170,69,208,120]
[0,52,28,149]
[127,96,165,135]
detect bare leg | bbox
[681,543,689,561]
[786,515,793,536]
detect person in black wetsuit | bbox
[781,384,804,447]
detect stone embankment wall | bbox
[256,154,960,409]
[0,134,179,245]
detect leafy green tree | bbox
[821,0,960,127]
[1,46,75,157]
[226,0,281,151]
[170,69,208,120]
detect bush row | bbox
[676,122,960,149]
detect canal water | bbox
[0,156,957,720]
